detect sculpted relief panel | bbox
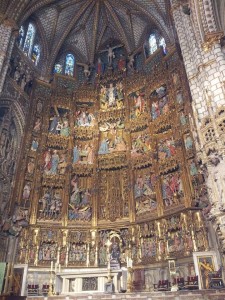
[12,66,206,226]
[0,108,18,184]
[3,49,211,267]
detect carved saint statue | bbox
[127,53,135,70]
[208,153,225,207]
[77,62,92,79]
[31,140,38,151]
[27,158,35,174]
[96,57,104,75]
[50,150,59,175]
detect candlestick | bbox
[127,267,134,293]
[157,222,161,238]
[130,258,133,268]
[48,272,53,296]
[54,262,58,273]
[50,261,53,273]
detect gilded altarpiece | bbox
[13,50,210,272]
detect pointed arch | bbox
[17,15,49,71]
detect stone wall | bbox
[0,20,17,93]
[171,0,225,252]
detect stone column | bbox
[171,0,225,252]
[171,0,225,152]
[3,236,18,294]
[171,1,225,121]
[0,18,18,92]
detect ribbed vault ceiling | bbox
[1,0,174,65]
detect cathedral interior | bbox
[1,0,225,299]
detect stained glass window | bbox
[147,33,167,57]
[149,34,158,55]
[20,22,41,66]
[32,44,41,65]
[159,37,167,54]
[65,54,75,76]
[54,64,63,74]
[23,23,35,57]
[18,26,25,47]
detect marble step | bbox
[27,290,225,300]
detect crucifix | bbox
[99,44,123,67]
